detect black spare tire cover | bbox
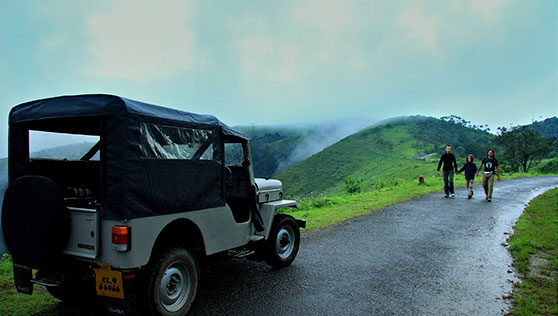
[1,176,70,269]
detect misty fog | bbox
[274,118,377,175]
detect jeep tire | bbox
[264,214,300,268]
[145,248,199,316]
[1,176,69,269]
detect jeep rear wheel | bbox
[264,215,300,268]
[146,248,199,316]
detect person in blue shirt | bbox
[458,154,478,199]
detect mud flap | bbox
[102,272,141,316]
[13,263,33,294]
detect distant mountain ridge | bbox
[528,117,558,138]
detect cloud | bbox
[471,0,508,20]
[234,0,366,85]
[397,6,440,50]
[86,0,198,82]
[235,18,302,83]
[292,0,354,42]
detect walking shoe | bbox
[488,198,492,202]
[467,195,472,199]
[444,194,449,198]
[485,196,488,200]
[451,193,455,198]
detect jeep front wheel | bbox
[146,248,199,316]
[264,215,300,268]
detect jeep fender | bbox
[258,200,302,240]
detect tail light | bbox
[112,226,130,252]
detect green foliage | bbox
[344,176,362,194]
[496,125,552,173]
[506,188,558,315]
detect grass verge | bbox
[506,188,558,316]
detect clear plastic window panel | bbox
[140,123,214,160]
[224,143,244,166]
[29,131,100,160]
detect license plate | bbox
[95,264,124,299]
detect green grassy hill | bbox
[277,116,496,197]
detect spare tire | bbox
[1,176,70,269]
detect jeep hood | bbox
[254,178,283,203]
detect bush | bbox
[310,197,336,208]
[538,158,558,174]
[344,176,362,194]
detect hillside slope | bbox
[277,116,495,197]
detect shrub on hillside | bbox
[344,176,362,194]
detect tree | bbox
[441,115,491,132]
[496,125,552,173]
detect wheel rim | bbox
[159,263,190,312]
[275,225,295,259]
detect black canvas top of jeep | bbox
[6,94,247,221]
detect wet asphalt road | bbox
[190,177,558,316]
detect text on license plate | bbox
[95,264,124,299]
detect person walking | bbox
[476,149,501,202]
[437,145,458,198]
[458,154,478,199]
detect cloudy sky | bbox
[0,0,556,157]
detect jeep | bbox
[1,94,304,315]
